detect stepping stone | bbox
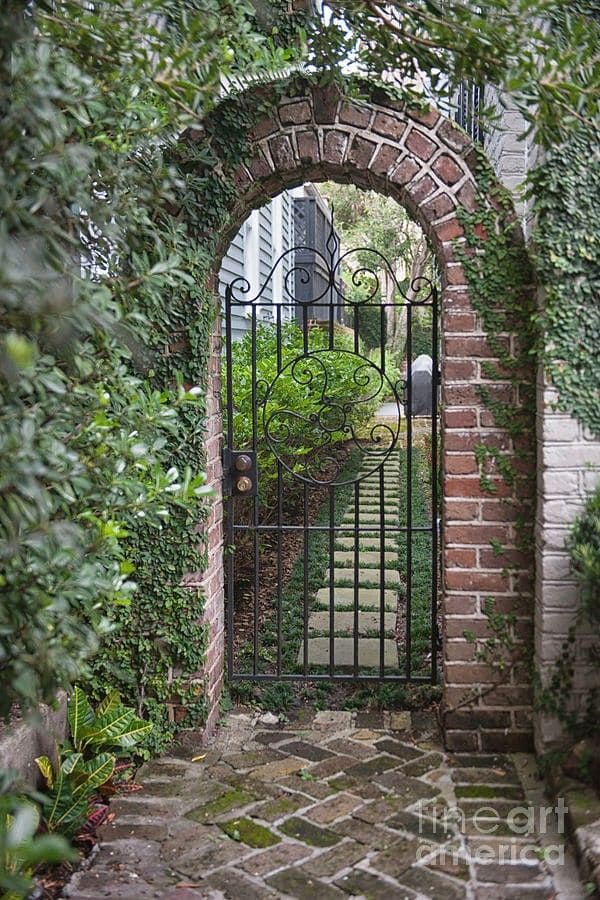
[308,611,396,635]
[300,637,398,668]
[342,517,398,527]
[333,551,398,567]
[335,539,397,552]
[328,568,400,586]
[315,588,397,610]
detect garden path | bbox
[300,449,401,670]
[64,709,582,900]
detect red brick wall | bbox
[199,81,535,750]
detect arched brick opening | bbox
[196,80,535,752]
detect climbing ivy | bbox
[532,124,600,436]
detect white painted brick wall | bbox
[484,93,600,750]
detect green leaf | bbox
[95,690,121,719]
[68,688,95,749]
[73,754,115,796]
[35,756,54,789]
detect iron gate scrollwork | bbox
[223,211,440,684]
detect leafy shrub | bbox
[0,771,75,900]
[35,688,152,837]
[568,484,600,621]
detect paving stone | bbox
[369,837,422,878]
[402,752,445,777]
[453,766,522,785]
[186,788,257,824]
[220,816,281,847]
[355,711,386,729]
[335,868,418,898]
[474,884,555,899]
[202,867,276,899]
[239,841,313,877]
[346,754,401,778]
[375,738,424,761]
[305,793,361,824]
[387,810,453,843]
[306,754,357,778]
[308,611,396,636]
[176,837,252,876]
[334,551,398,566]
[251,756,306,780]
[329,567,400,586]
[328,774,386,799]
[449,753,517,771]
[301,839,366,877]
[332,818,397,849]
[301,637,398,668]
[426,850,471,881]
[352,796,403,824]
[399,865,468,899]
[313,710,354,729]
[223,749,282,770]
[454,784,525,801]
[279,816,341,847]
[266,867,346,899]
[278,775,336,799]
[251,794,307,822]
[474,860,543,883]
[254,730,293,746]
[325,737,376,760]
[316,587,398,609]
[335,538,398,552]
[389,711,412,731]
[278,740,335,761]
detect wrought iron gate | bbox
[223,216,439,684]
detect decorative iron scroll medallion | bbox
[261,348,401,486]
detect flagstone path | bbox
[64,709,583,899]
[300,449,403,671]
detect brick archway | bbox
[196,80,535,751]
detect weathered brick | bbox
[313,84,340,124]
[370,144,400,177]
[323,129,348,165]
[296,130,320,163]
[339,100,371,128]
[390,157,419,185]
[421,192,454,221]
[268,135,295,170]
[372,111,406,140]
[405,128,436,160]
[279,100,312,125]
[410,174,436,203]
[432,153,464,185]
[347,135,378,168]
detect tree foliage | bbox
[314,1,599,147]
[0,1,290,720]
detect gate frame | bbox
[193,79,535,751]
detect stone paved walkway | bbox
[64,709,583,899]
[302,449,402,671]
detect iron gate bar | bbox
[223,209,439,684]
[431,288,439,682]
[406,301,413,681]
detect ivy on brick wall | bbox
[532,124,600,437]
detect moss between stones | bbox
[252,795,305,821]
[455,784,524,801]
[186,788,255,822]
[279,816,341,847]
[220,817,281,848]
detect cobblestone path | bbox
[64,709,582,899]
[302,449,402,671]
